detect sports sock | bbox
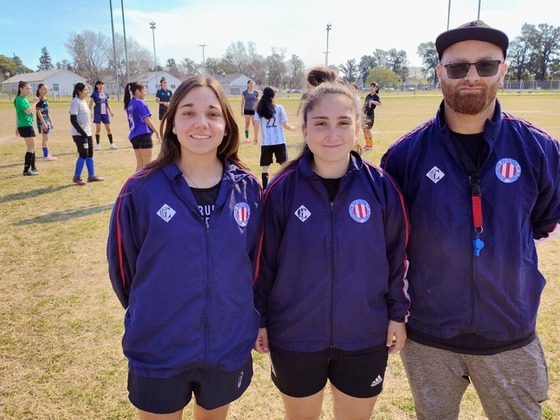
[74,157,86,178]
[245,130,249,139]
[43,147,49,158]
[108,134,113,144]
[24,152,33,171]
[31,152,37,171]
[261,173,269,189]
[85,158,95,177]
[95,134,100,144]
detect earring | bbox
[172,127,176,134]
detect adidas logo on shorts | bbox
[370,375,383,387]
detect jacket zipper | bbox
[203,216,211,366]
[329,201,335,348]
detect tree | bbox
[525,23,560,80]
[55,59,75,71]
[372,49,389,67]
[0,54,18,79]
[66,30,151,85]
[265,48,287,88]
[507,36,532,81]
[180,58,199,77]
[339,59,359,83]
[417,42,438,86]
[386,49,409,86]
[358,55,376,85]
[66,30,108,82]
[164,58,181,78]
[203,57,236,76]
[287,54,305,89]
[225,41,248,73]
[11,54,32,74]
[37,47,54,71]
[366,67,400,88]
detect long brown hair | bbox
[144,76,246,172]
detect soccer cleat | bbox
[23,169,40,176]
[363,146,373,151]
[110,143,118,150]
[95,144,101,151]
[43,155,57,161]
[87,176,105,182]
[73,177,87,186]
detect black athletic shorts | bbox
[17,126,36,138]
[270,344,388,398]
[363,116,375,129]
[130,133,153,149]
[243,109,255,116]
[128,357,253,414]
[260,144,288,166]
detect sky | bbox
[1,0,559,72]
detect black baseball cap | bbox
[435,20,509,60]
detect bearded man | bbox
[381,20,560,419]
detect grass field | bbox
[0,91,559,419]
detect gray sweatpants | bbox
[400,337,549,419]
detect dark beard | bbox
[441,79,500,115]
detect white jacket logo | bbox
[157,204,176,222]
[426,166,445,184]
[295,205,311,222]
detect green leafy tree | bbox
[366,67,400,89]
[525,23,560,80]
[265,48,287,88]
[339,59,359,83]
[0,54,18,79]
[507,36,533,81]
[287,54,305,89]
[417,42,438,85]
[386,48,409,85]
[358,55,376,85]
[11,54,32,74]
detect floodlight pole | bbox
[199,44,207,64]
[199,44,207,73]
[109,0,121,100]
[447,0,451,30]
[121,0,130,83]
[477,0,481,19]
[324,24,332,66]
[150,22,157,92]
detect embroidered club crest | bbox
[233,202,250,227]
[349,199,371,223]
[495,158,521,183]
[295,205,311,222]
[426,166,445,184]
[157,204,176,223]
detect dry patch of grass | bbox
[0,93,558,419]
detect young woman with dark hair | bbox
[124,81,160,172]
[89,80,116,150]
[36,84,57,161]
[14,81,40,176]
[70,83,104,185]
[254,87,295,188]
[108,76,262,420]
[254,72,410,419]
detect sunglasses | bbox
[443,60,502,79]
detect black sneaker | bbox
[87,176,105,182]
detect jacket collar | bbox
[161,160,247,186]
[299,148,364,179]
[436,99,504,150]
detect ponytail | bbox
[124,81,144,109]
